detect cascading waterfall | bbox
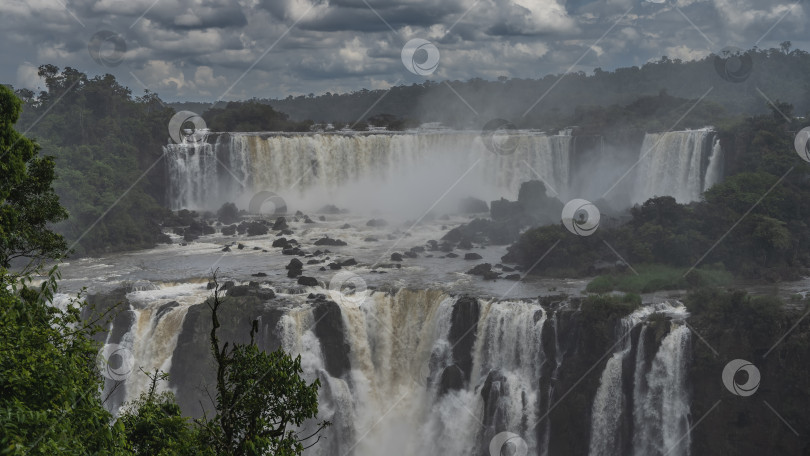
[164,132,571,213]
[101,284,695,456]
[588,303,691,456]
[165,129,723,214]
[633,129,723,204]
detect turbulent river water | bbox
[51,128,788,455]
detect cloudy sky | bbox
[1,0,806,102]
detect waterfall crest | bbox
[633,129,722,204]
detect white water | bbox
[633,129,723,204]
[165,132,571,216]
[166,129,723,216]
[588,303,691,456]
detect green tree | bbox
[0,84,68,270]
[200,277,329,456]
[118,369,211,456]
[0,269,127,455]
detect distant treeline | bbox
[173,45,810,130]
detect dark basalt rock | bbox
[459,196,488,214]
[467,263,493,276]
[312,300,351,378]
[328,262,342,270]
[272,237,289,248]
[447,296,480,388]
[366,218,388,227]
[364,237,378,242]
[318,204,343,214]
[297,276,319,287]
[464,253,483,260]
[340,223,352,229]
[246,222,268,236]
[341,258,357,267]
[446,252,459,258]
[226,285,276,300]
[504,274,521,281]
[251,272,267,277]
[286,258,303,278]
[314,237,347,246]
[221,224,237,236]
[272,217,289,231]
[404,250,418,259]
[237,243,245,250]
[390,253,403,262]
[438,364,465,396]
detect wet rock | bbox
[318,204,343,214]
[439,364,466,396]
[297,276,319,287]
[318,215,326,221]
[307,259,321,265]
[221,246,231,252]
[340,223,352,229]
[226,285,276,300]
[328,262,342,270]
[467,263,493,276]
[314,237,347,246]
[251,272,267,277]
[366,218,388,227]
[504,274,521,281]
[221,224,237,236]
[364,237,378,242]
[458,239,473,250]
[237,243,245,250]
[246,222,268,236]
[464,253,483,260]
[280,229,294,236]
[391,253,403,262]
[404,250,418,259]
[341,258,357,267]
[286,258,303,278]
[272,217,289,231]
[312,300,351,378]
[272,238,289,248]
[303,216,315,224]
[446,252,459,258]
[459,196,488,214]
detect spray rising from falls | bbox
[164,129,723,215]
[633,129,723,204]
[164,132,572,215]
[99,284,695,456]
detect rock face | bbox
[459,196,489,214]
[169,295,287,418]
[311,300,351,378]
[444,296,480,390]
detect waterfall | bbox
[588,303,691,456]
[100,285,696,456]
[633,129,722,204]
[164,132,572,213]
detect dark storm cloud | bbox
[0,0,805,101]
